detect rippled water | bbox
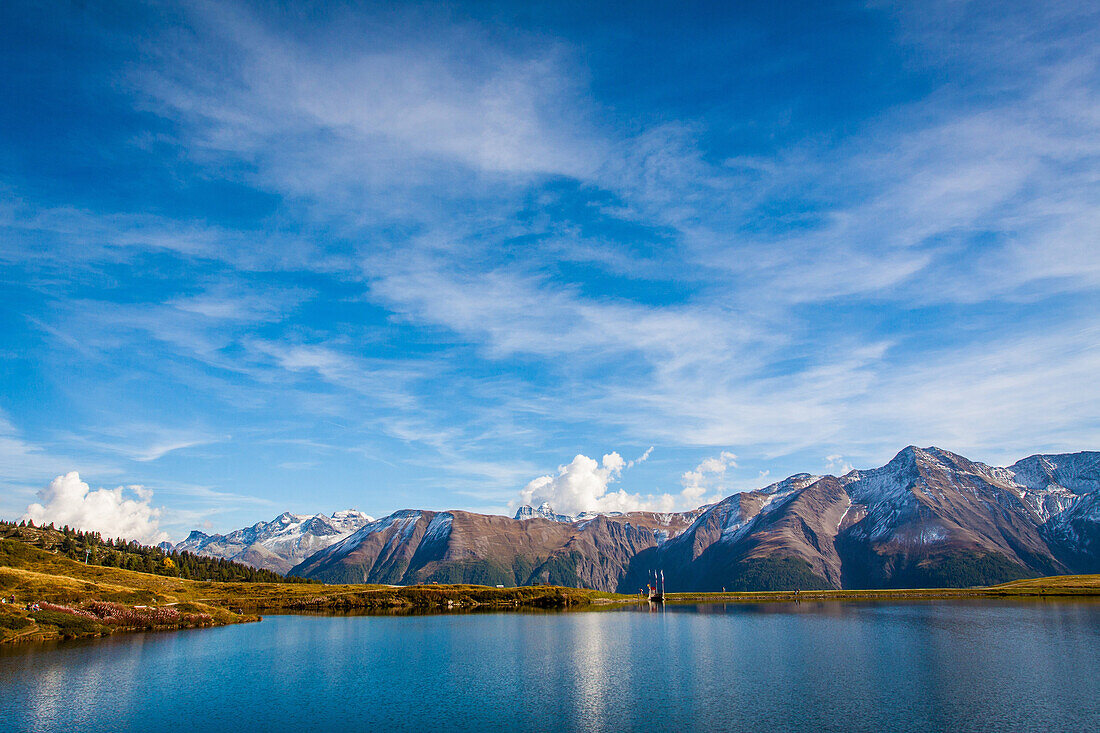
[2,600,1099,732]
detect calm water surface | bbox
[2,601,1099,732]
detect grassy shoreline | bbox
[646,575,1100,605]
[4,537,1100,645]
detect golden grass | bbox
[655,573,1100,605]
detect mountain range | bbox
[174,510,374,574]
[176,447,1100,591]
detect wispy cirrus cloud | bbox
[54,425,226,463]
[132,0,605,211]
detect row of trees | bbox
[2,519,317,584]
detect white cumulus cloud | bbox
[518,453,632,516]
[22,472,169,544]
[517,448,730,516]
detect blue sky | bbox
[2,0,1098,541]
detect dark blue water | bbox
[2,601,1099,732]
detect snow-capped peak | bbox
[514,503,576,522]
[173,508,375,573]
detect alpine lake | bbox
[2,599,1098,732]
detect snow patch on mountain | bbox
[422,512,453,544]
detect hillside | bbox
[0,539,253,644]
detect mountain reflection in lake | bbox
[2,601,1098,732]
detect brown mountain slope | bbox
[290,509,698,590]
[652,474,844,591]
